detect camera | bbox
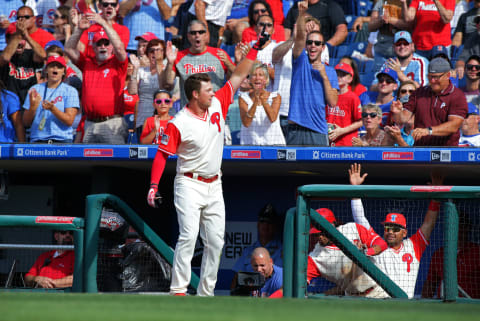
[231,272,265,296]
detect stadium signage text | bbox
[230,150,261,159]
[15,147,69,157]
[83,148,113,157]
[35,216,75,224]
[410,186,453,192]
[382,152,414,160]
[316,151,366,159]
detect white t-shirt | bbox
[189,0,233,27]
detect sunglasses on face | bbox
[96,40,110,47]
[188,30,207,36]
[362,112,378,118]
[400,89,415,94]
[384,226,403,233]
[466,64,480,71]
[101,2,117,8]
[253,8,268,14]
[59,231,74,235]
[148,47,163,54]
[394,41,409,47]
[258,22,273,28]
[155,98,171,104]
[378,76,396,84]
[16,15,32,20]
[306,40,324,46]
[53,13,67,19]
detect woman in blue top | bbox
[0,79,25,142]
[23,56,80,143]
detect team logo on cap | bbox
[390,214,397,222]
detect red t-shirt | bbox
[29,28,56,49]
[426,243,480,298]
[80,23,130,57]
[25,250,75,280]
[326,91,362,146]
[266,0,285,26]
[350,83,367,98]
[241,25,285,44]
[140,116,172,144]
[123,88,139,115]
[409,0,455,50]
[77,52,128,118]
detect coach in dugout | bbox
[25,230,74,288]
[391,57,468,146]
[249,247,283,297]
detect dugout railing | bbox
[283,184,480,302]
[0,194,200,293]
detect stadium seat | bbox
[362,60,375,74]
[344,32,357,45]
[451,44,464,61]
[220,43,236,61]
[356,0,372,16]
[349,41,367,54]
[345,15,358,31]
[283,0,294,17]
[329,57,339,67]
[334,45,351,58]
[359,72,375,87]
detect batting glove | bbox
[147,183,159,208]
[365,247,376,256]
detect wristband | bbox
[245,48,258,61]
[150,183,158,187]
[428,200,440,212]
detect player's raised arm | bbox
[420,171,444,241]
[349,163,372,230]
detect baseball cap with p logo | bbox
[382,213,406,229]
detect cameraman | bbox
[250,247,282,297]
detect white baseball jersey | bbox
[367,229,428,299]
[158,81,234,177]
[309,222,382,294]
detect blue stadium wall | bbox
[1,144,480,294]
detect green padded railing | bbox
[283,184,476,301]
[0,215,85,292]
[84,194,200,293]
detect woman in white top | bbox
[128,39,172,137]
[239,63,285,146]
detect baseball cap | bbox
[135,32,158,42]
[382,213,406,229]
[309,226,321,234]
[46,55,67,68]
[93,31,109,44]
[431,45,449,60]
[468,103,479,115]
[428,57,451,74]
[377,67,398,82]
[315,208,336,224]
[258,203,278,224]
[45,40,65,50]
[335,62,354,76]
[394,31,412,44]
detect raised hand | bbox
[165,41,177,64]
[29,89,42,109]
[348,163,368,185]
[129,53,140,69]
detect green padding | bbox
[298,185,480,199]
[84,194,200,293]
[443,202,458,302]
[308,208,408,299]
[283,208,295,298]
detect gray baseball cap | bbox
[428,57,451,74]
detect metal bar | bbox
[0,244,74,250]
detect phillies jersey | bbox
[326,91,362,146]
[368,229,428,298]
[157,81,233,176]
[309,223,382,294]
[173,47,233,106]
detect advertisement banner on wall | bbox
[220,221,258,270]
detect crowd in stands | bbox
[0,0,479,146]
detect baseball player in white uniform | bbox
[349,163,442,298]
[307,208,388,295]
[147,39,267,296]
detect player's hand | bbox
[349,163,368,185]
[147,184,162,208]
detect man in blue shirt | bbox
[250,247,282,297]
[287,1,338,146]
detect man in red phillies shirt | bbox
[65,12,128,144]
[25,230,75,288]
[76,0,130,58]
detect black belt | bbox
[87,114,122,123]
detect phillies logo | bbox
[9,10,17,19]
[9,64,35,79]
[103,68,110,78]
[47,9,56,20]
[402,253,413,272]
[53,96,63,104]
[210,112,221,132]
[183,63,217,74]
[390,214,397,222]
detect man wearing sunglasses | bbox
[349,164,443,298]
[76,0,130,58]
[391,57,468,146]
[0,0,23,51]
[66,12,129,143]
[459,54,480,104]
[164,19,235,107]
[459,103,480,147]
[287,1,338,146]
[25,230,75,289]
[455,13,480,79]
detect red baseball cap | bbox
[46,55,67,68]
[5,23,17,36]
[316,208,336,224]
[135,32,158,42]
[309,226,321,234]
[382,213,406,229]
[93,31,109,44]
[335,62,354,76]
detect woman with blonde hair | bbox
[352,104,386,146]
